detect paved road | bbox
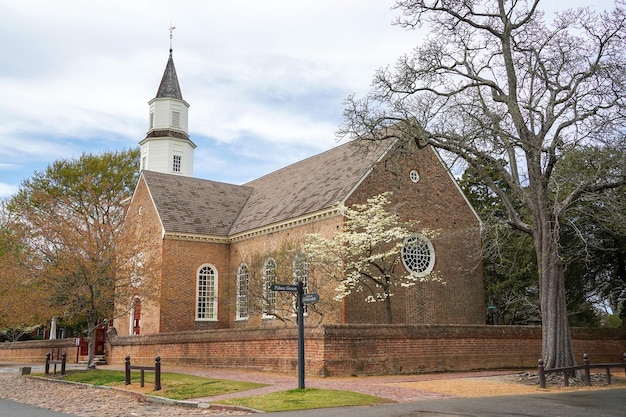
[260,388,626,417]
[0,399,74,417]
[3,388,623,417]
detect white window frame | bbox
[128,297,141,336]
[196,263,218,321]
[172,154,182,173]
[401,234,435,277]
[262,258,277,319]
[236,263,249,320]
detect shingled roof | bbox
[155,52,183,100]
[141,140,393,237]
[142,171,252,236]
[229,140,392,235]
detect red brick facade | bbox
[114,141,484,338]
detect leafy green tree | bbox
[462,145,626,327]
[340,1,626,368]
[303,193,440,324]
[7,149,145,368]
[459,164,539,325]
[556,146,626,321]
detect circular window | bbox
[402,234,435,276]
[409,169,420,183]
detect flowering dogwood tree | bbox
[303,193,440,324]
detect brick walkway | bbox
[98,363,513,403]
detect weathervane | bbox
[169,24,176,53]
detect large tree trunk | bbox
[536,222,576,369]
[86,311,98,369]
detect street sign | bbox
[302,293,319,304]
[270,284,298,292]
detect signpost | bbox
[302,293,319,304]
[270,282,319,389]
[269,284,298,292]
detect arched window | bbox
[236,263,249,320]
[129,298,141,335]
[262,258,276,318]
[196,264,218,320]
[401,234,435,276]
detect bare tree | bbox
[340,0,626,368]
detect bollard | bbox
[583,354,591,386]
[45,353,51,375]
[124,355,161,391]
[60,352,67,375]
[155,356,161,391]
[538,359,546,388]
[125,356,131,385]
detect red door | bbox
[78,328,106,356]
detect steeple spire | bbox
[139,31,196,177]
[155,53,183,100]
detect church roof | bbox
[140,140,392,237]
[229,140,391,235]
[155,52,183,100]
[142,171,252,236]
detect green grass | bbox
[217,388,389,412]
[57,370,389,410]
[60,370,266,400]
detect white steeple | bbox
[139,45,196,177]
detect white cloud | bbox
[0,0,614,195]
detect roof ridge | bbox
[243,140,354,186]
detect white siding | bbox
[141,138,194,176]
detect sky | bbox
[0,0,613,199]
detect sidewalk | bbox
[97,363,519,403]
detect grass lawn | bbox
[60,369,266,400]
[217,388,390,412]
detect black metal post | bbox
[297,281,305,389]
[61,352,67,375]
[155,356,161,391]
[125,356,131,385]
[45,353,51,375]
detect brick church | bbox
[114,50,485,337]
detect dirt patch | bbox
[387,373,626,398]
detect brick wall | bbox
[101,325,626,377]
[228,216,345,328]
[160,238,231,332]
[2,326,623,376]
[0,338,77,364]
[344,143,485,324]
[116,176,165,336]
